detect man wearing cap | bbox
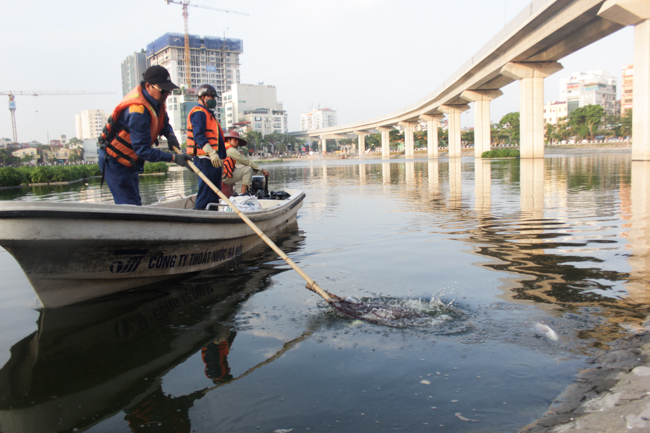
[98,65,191,205]
[222,130,269,195]
[186,84,226,210]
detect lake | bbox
[1,153,648,433]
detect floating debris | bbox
[536,322,559,341]
[455,413,478,422]
[420,380,431,385]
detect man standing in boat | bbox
[185,84,226,210]
[222,130,269,195]
[98,65,191,205]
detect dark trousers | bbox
[104,157,141,205]
[194,156,222,210]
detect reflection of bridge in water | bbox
[305,156,648,345]
[293,0,650,161]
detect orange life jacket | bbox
[186,105,224,156]
[223,143,236,178]
[99,86,166,167]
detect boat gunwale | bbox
[0,192,305,225]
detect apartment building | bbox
[222,84,285,133]
[300,108,337,131]
[559,71,618,116]
[75,109,106,140]
[146,33,243,132]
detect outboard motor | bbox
[250,175,269,199]
[250,174,291,200]
[251,175,266,195]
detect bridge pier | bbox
[353,131,367,156]
[378,126,392,159]
[634,19,650,160]
[500,62,563,159]
[399,122,417,158]
[461,90,503,158]
[420,114,444,158]
[599,0,650,160]
[439,105,469,157]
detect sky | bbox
[0,0,635,143]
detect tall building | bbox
[146,32,243,132]
[300,107,337,131]
[559,71,617,116]
[239,108,288,136]
[622,64,633,115]
[75,109,106,140]
[222,84,286,133]
[544,101,568,125]
[121,51,148,96]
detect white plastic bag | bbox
[224,196,264,212]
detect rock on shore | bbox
[521,331,650,433]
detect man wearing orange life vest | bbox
[221,130,269,195]
[186,84,227,210]
[98,66,191,205]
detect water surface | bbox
[1,154,648,433]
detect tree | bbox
[461,129,474,145]
[389,129,403,150]
[264,132,286,154]
[67,137,82,148]
[546,117,569,144]
[365,133,381,150]
[621,109,632,137]
[414,131,427,148]
[438,127,448,147]
[0,149,19,166]
[498,112,520,143]
[243,130,265,153]
[568,104,604,140]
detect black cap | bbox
[143,66,179,91]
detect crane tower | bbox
[0,91,115,144]
[164,0,248,91]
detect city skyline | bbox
[0,0,634,143]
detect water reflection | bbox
[626,161,650,305]
[474,158,491,214]
[520,159,545,217]
[3,155,650,432]
[445,158,461,208]
[428,160,439,199]
[0,225,304,433]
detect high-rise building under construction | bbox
[145,33,243,136]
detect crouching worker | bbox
[186,84,226,210]
[221,130,269,195]
[98,65,191,205]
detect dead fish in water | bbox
[455,413,478,422]
[536,322,558,341]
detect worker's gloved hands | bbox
[167,135,180,152]
[174,153,192,168]
[208,150,223,168]
[203,144,223,168]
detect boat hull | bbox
[0,191,305,307]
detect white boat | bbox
[0,243,301,433]
[0,190,305,308]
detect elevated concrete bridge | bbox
[292,0,649,160]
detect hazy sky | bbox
[0,0,634,143]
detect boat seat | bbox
[221,183,234,198]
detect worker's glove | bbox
[203,144,223,168]
[174,153,192,168]
[167,135,180,152]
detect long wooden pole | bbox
[174,148,338,303]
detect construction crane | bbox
[0,91,115,144]
[164,0,248,91]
